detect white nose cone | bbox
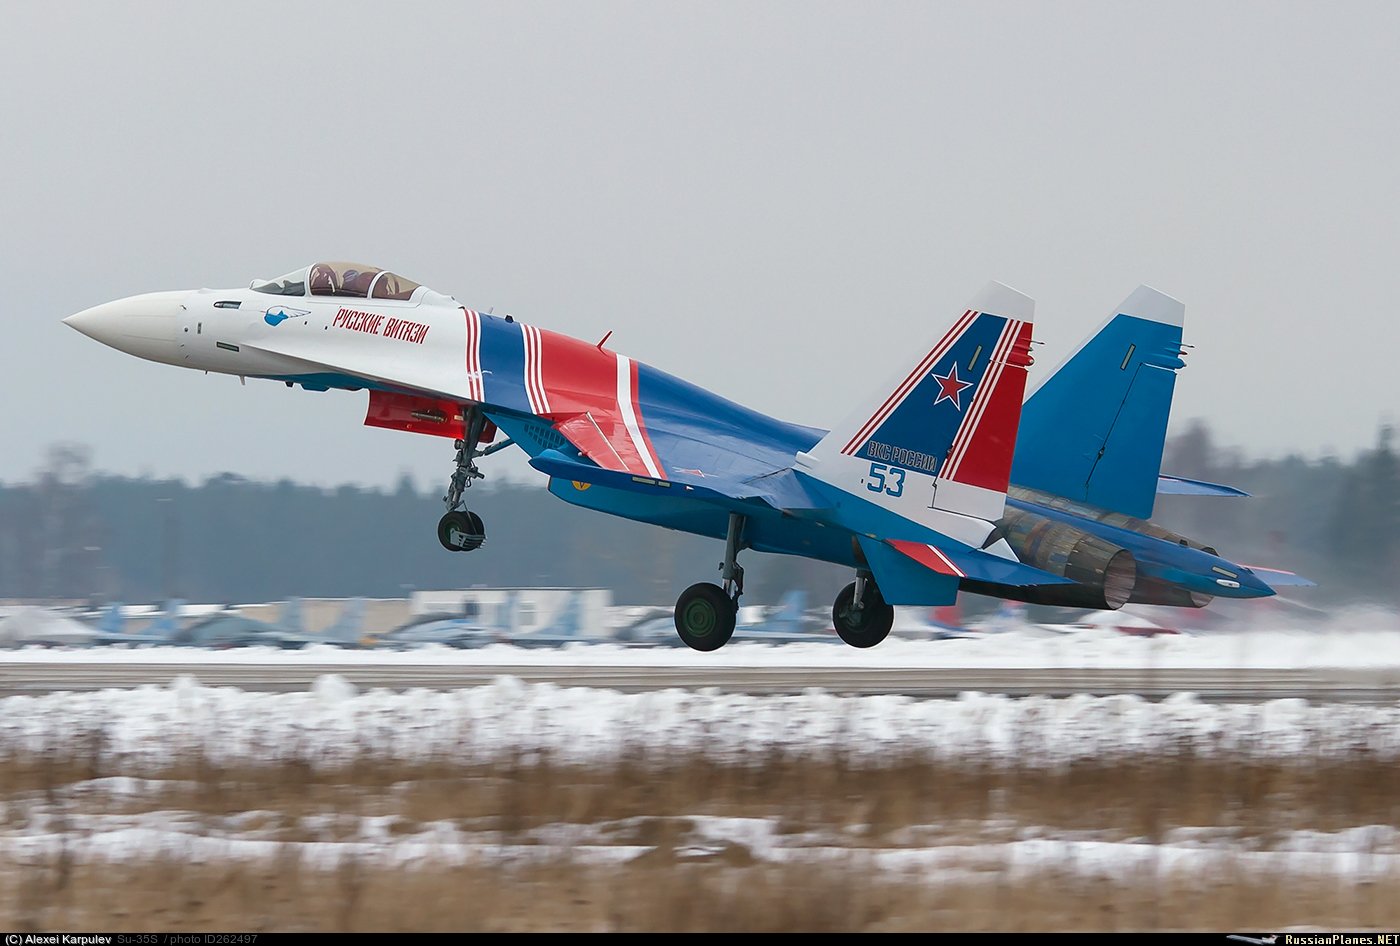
[64,290,190,365]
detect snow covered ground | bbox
[1,622,1400,669]
[3,675,1399,767]
[8,805,1400,880]
[5,676,1398,887]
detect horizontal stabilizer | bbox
[1156,473,1250,498]
[1245,566,1316,589]
[886,538,1074,587]
[853,533,1069,606]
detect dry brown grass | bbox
[3,738,1398,931]
[4,745,1397,842]
[4,855,1398,932]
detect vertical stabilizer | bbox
[281,598,304,635]
[496,590,518,637]
[1011,286,1185,518]
[549,592,582,639]
[145,599,185,640]
[772,590,806,629]
[98,603,124,636]
[323,598,367,643]
[797,282,1035,547]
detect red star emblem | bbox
[932,364,972,410]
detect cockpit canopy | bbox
[252,262,424,301]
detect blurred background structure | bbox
[2,423,1392,610]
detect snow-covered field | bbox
[5,622,1398,900]
[3,674,1399,767]
[6,674,1398,931]
[9,801,1400,881]
[3,623,1400,669]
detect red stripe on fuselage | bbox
[522,324,551,415]
[629,356,665,478]
[532,327,659,476]
[462,308,484,402]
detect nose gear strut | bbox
[437,406,490,552]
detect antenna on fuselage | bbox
[596,330,613,351]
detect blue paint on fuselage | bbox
[632,361,823,480]
[269,321,1260,608]
[479,315,533,415]
[546,475,859,567]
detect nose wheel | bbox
[438,510,485,552]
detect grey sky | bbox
[2,1,1396,489]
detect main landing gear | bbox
[672,516,898,651]
[674,512,746,651]
[437,406,512,552]
[831,570,894,648]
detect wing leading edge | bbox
[527,449,829,511]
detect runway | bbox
[4,659,1400,701]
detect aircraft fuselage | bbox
[66,271,1273,615]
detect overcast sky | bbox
[2,1,1396,489]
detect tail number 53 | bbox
[866,462,906,497]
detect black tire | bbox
[832,581,894,648]
[437,510,485,552]
[673,582,737,652]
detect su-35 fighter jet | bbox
[67,261,1307,651]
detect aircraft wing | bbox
[528,449,829,511]
[553,412,662,478]
[547,408,834,510]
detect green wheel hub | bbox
[682,599,717,637]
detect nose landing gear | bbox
[438,508,485,552]
[437,406,496,552]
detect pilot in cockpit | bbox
[309,263,338,296]
[340,268,377,297]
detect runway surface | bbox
[4,659,1400,701]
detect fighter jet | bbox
[0,608,99,647]
[379,596,503,649]
[86,599,186,645]
[67,263,1306,651]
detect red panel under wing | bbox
[364,391,496,443]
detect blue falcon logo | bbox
[264,306,311,327]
